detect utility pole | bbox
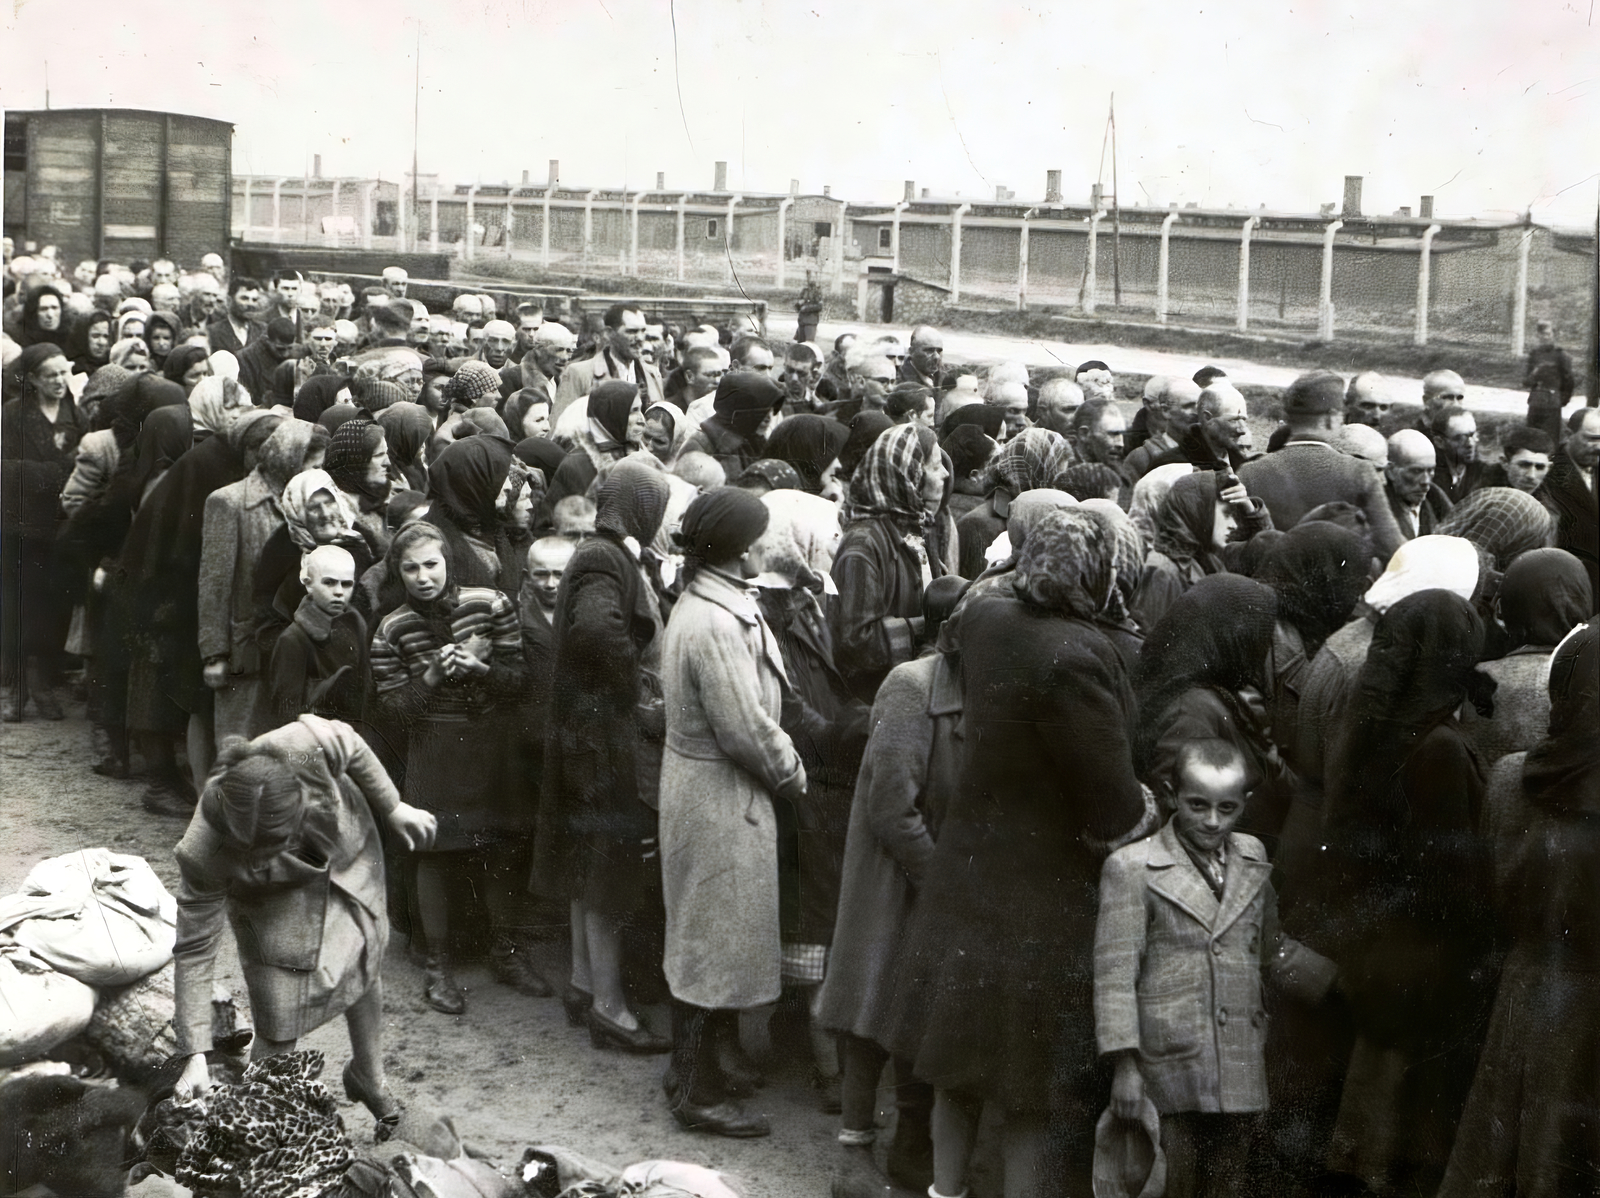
[1110,94,1121,309]
[412,26,422,253]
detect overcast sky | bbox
[5,0,1596,226]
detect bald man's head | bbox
[1036,378,1084,436]
[1345,371,1395,426]
[1386,429,1437,505]
[1421,370,1466,416]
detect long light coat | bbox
[658,569,804,1009]
[1095,820,1336,1115]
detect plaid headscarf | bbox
[1080,497,1145,627]
[992,427,1074,495]
[278,468,360,552]
[445,360,502,405]
[1435,486,1556,571]
[843,422,937,534]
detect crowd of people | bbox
[2,239,1597,1198]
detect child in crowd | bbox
[265,544,368,729]
[551,495,597,542]
[1094,739,1335,1198]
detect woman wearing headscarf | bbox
[831,423,950,703]
[371,521,528,1015]
[16,286,68,349]
[71,311,114,377]
[890,508,1153,1198]
[640,400,698,470]
[1129,469,1244,633]
[378,401,434,493]
[324,415,395,555]
[108,336,151,374]
[1435,485,1556,575]
[417,434,515,594]
[1135,574,1296,845]
[187,375,249,445]
[197,418,324,755]
[764,413,851,501]
[939,401,1005,441]
[538,381,646,530]
[953,427,1074,580]
[162,343,213,396]
[681,374,784,478]
[657,487,806,1137]
[293,375,353,426]
[750,489,864,1107]
[252,469,374,667]
[1128,461,1192,549]
[1438,622,1600,1198]
[60,373,177,517]
[1258,521,1374,759]
[2,342,80,720]
[1079,497,1147,671]
[143,311,182,373]
[538,459,674,1051]
[1321,590,1496,1198]
[836,411,893,484]
[1459,548,1591,765]
[115,310,147,346]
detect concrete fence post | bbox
[676,194,688,281]
[1318,219,1344,340]
[429,194,439,254]
[890,200,908,273]
[1084,210,1105,315]
[360,183,375,250]
[776,196,794,288]
[1017,209,1036,311]
[1510,222,1533,357]
[1235,215,1257,332]
[464,184,479,261]
[505,199,515,259]
[582,189,598,270]
[271,178,284,243]
[1415,224,1441,346]
[541,188,553,267]
[725,196,742,284]
[950,203,971,302]
[1156,211,1180,324]
[242,178,253,239]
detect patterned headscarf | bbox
[1011,506,1120,622]
[755,488,843,591]
[278,468,360,552]
[1435,486,1556,571]
[1129,462,1192,547]
[991,427,1073,495]
[843,422,937,534]
[355,378,408,413]
[1080,497,1145,627]
[595,457,672,546]
[187,375,248,436]
[325,416,388,505]
[445,360,502,405]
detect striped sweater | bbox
[370,585,526,724]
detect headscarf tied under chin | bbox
[1080,497,1145,629]
[1363,534,1480,614]
[992,427,1073,496]
[1435,486,1556,572]
[764,413,850,493]
[188,375,248,436]
[325,416,389,507]
[1011,506,1120,623]
[427,434,514,536]
[595,457,672,547]
[712,373,784,440]
[278,468,360,553]
[677,486,770,577]
[588,381,639,449]
[1151,469,1226,578]
[1496,548,1592,650]
[754,488,843,592]
[1521,621,1600,816]
[843,422,936,535]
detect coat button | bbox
[1211,942,1223,956]
[1252,1009,1266,1029]
[1217,1007,1228,1026]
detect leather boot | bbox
[422,956,465,1015]
[666,1002,771,1138]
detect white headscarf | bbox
[754,489,844,593]
[1362,534,1480,613]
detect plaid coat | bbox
[1094,820,1336,1114]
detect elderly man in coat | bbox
[1238,372,1405,560]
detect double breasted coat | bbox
[1094,821,1336,1115]
[658,568,804,1010]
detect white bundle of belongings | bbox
[0,849,177,1065]
[519,1146,746,1198]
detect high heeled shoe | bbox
[587,1008,671,1054]
[342,1061,403,1143]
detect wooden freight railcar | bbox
[3,108,232,266]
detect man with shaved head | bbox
[1384,428,1452,538]
[1345,371,1396,428]
[1416,369,1467,435]
[1150,381,1252,472]
[984,379,1033,441]
[899,325,947,389]
[1035,377,1085,439]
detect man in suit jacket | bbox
[1546,407,1600,611]
[1430,405,1489,504]
[1238,371,1406,559]
[553,303,663,418]
[896,325,947,390]
[1384,429,1454,538]
[205,277,268,355]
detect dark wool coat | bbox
[1238,441,1405,560]
[889,593,1150,1114]
[1385,479,1454,539]
[536,534,664,899]
[1546,449,1599,611]
[1,394,80,540]
[817,651,963,1047]
[953,488,1012,581]
[831,515,931,703]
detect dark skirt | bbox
[125,633,200,734]
[1,535,70,679]
[405,712,528,853]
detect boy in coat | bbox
[1094,739,1336,1198]
[265,545,368,730]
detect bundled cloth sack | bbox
[0,944,98,1064]
[0,848,177,986]
[518,1147,746,1198]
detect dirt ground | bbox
[0,707,962,1198]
